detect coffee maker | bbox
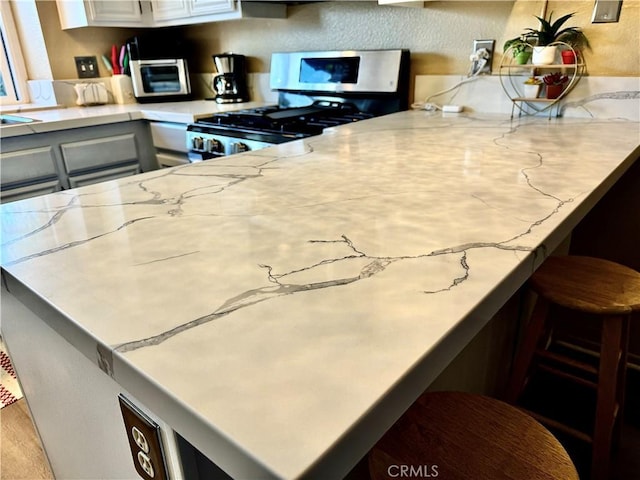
[212,53,249,103]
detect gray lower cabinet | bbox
[0,180,62,203]
[61,133,142,187]
[67,164,142,188]
[0,121,157,203]
[0,146,63,203]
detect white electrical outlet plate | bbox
[473,39,495,75]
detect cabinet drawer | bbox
[61,133,139,174]
[0,179,62,204]
[0,146,59,186]
[68,164,141,189]
[157,152,189,168]
[150,122,188,153]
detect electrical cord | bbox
[411,48,489,111]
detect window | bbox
[0,1,29,105]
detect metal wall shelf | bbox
[499,42,586,118]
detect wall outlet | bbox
[119,395,168,480]
[74,56,100,78]
[472,39,495,75]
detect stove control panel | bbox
[190,136,222,154]
[187,129,277,159]
[205,138,222,153]
[231,142,249,154]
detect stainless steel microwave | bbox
[126,33,192,103]
[129,59,191,103]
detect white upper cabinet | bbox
[57,0,150,28]
[150,0,192,22]
[57,0,284,29]
[150,0,238,24]
[87,0,147,23]
[189,0,235,16]
[378,0,425,6]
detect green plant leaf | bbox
[517,11,590,49]
[550,13,576,32]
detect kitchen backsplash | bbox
[415,75,640,121]
[28,74,639,122]
[27,73,279,109]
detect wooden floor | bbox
[0,399,52,480]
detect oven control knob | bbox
[233,142,250,154]
[205,138,222,153]
[192,136,204,150]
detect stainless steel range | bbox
[187,49,410,161]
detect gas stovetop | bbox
[194,100,374,138]
[187,49,410,161]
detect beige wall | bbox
[35,0,640,80]
[502,0,640,77]
[35,0,146,79]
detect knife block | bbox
[111,75,135,104]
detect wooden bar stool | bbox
[506,255,640,480]
[368,391,579,480]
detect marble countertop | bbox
[1,111,639,479]
[0,99,272,138]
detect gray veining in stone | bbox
[560,90,640,116]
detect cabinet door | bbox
[189,0,235,16]
[68,164,141,189]
[0,146,60,186]
[150,123,189,167]
[59,0,279,28]
[87,0,146,24]
[378,0,424,6]
[150,0,191,21]
[149,122,188,153]
[0,180,62,204]
[0,146,63,202]
[157,152,190,168]
[151,0,234,21]
[60,133,140,175]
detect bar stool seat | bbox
[506,255,640,480]
[368,391,579,480]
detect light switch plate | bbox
[74,56,100,78]
[592,0,622,23]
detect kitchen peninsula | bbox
[1,111,639,479]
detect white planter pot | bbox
[523,84,541,98]
[532,46,558,65]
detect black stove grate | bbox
[195,101,374,138]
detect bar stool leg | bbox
[591,315,624,480]
[613,316,631,450]
[506,296,550,403]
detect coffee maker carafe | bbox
[212,53,248,104]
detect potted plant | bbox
[523,76,542,98]
[561,49,577,65]
[543,72,569,99]
[503,37,534,65]
[505,12,591,65]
